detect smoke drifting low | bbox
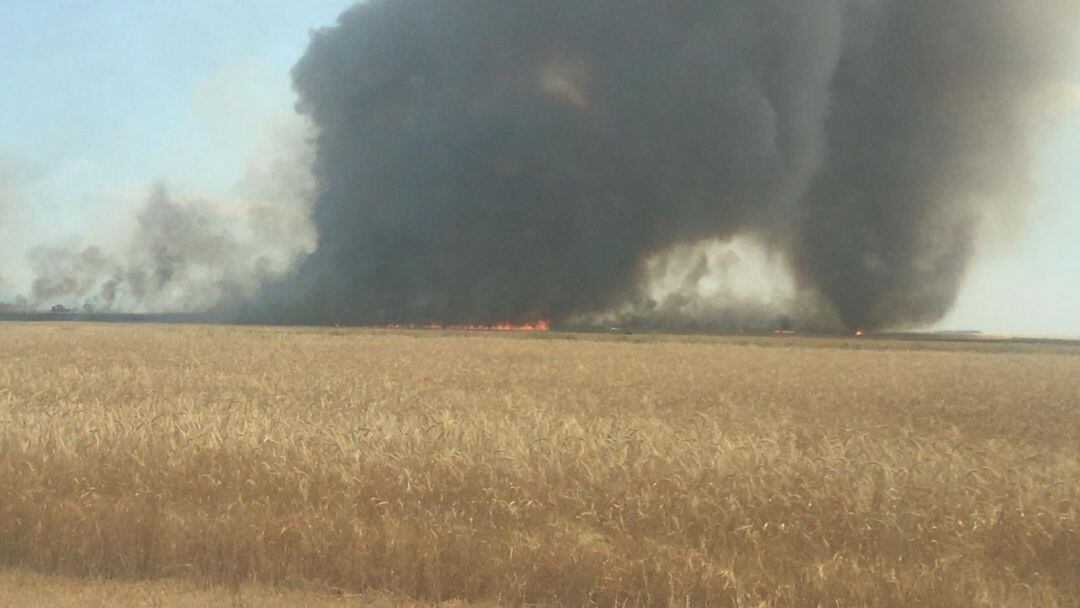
[15,185,313,313]
[0,112,316,315]
[257,0,1077,329]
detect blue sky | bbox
[1,2,1078,334]
[0,1,351,223]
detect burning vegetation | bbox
[3,1,1077,334]
[254,0,1079,333]
[383,320,551,332]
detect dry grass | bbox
[0,568,464,607]
[0,322,1077,607]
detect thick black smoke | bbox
[273,0,1077,328]
[792,1,1080,328]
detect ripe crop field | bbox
[0,323,1077,607]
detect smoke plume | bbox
[20,184,313,313]
[262,0,1077,329]
[584,239,834,334]
[0,162,22,297]
[1,111,316,315]
[0,178,9,288]
[791,1,1080,328]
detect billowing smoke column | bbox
[791,1,1080,328]
[276,0,1078,329]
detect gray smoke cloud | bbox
[258,0,1077,330]
[0,160,24,298]
[0,195,8,296]
[1,113,316,315]
[21,184,313,313]
[0,177,9,288]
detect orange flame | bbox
[854,327,864,337]
[382,320,551,332]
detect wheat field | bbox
[0,323,1077,607]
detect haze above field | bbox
[0,2,1078,334]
